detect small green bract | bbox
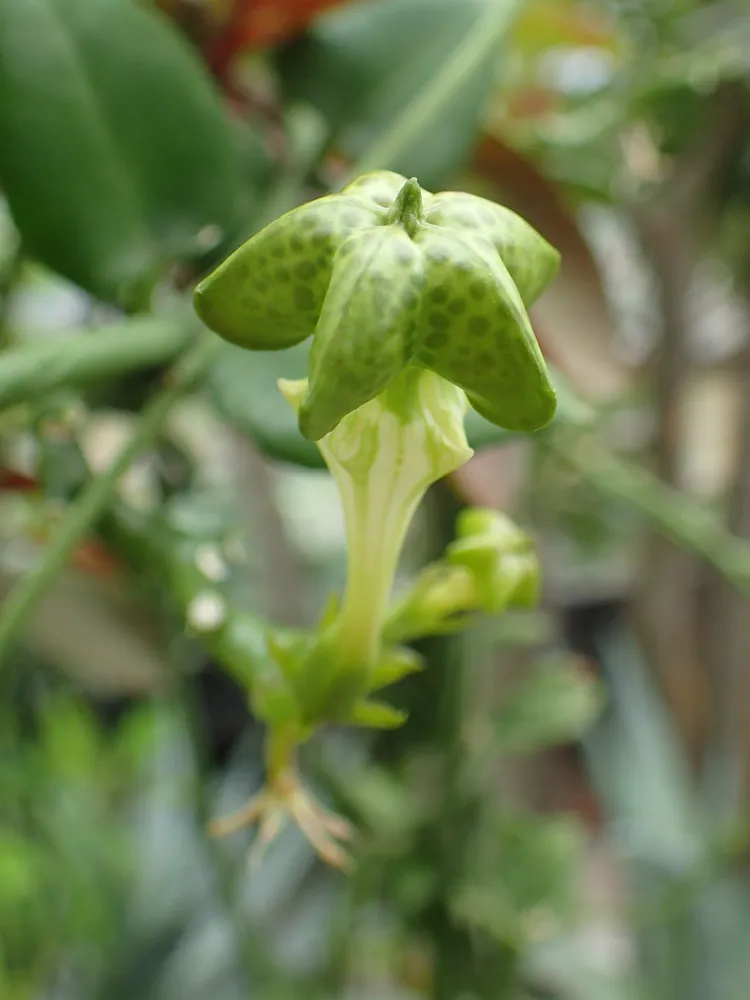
[194,170,559,440]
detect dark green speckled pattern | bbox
[413,225,555,433]
[194,194,383,349]
[194,170,560,439]
[300,225,425,441]
[425,192,558,307]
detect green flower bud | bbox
[194,171,559,440]
[446,508,540,613]
[381,509,539,643]
[382,561,479,644]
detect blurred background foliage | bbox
[1,0,750,997]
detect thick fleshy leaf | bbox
[0,0,258,307]
[194,194,382,349]
[413,226,557,433]
[299,225,425,440]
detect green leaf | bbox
[0,834,42,909]
[367,645,424,693]
[495,658,603,755]
[452,811,585,947]
[0,0,263,307]
[278,0,524,189]
[0,307,199,411]
[39,698,101,779]
[348,699,408,729]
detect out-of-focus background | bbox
[1,0,750,997]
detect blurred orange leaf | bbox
[505,85,560,124]
[3,475,124,579]
[210,0,352,75]
[0,468,37,492]
[71,539,123,580]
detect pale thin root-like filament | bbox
[208,778,356,871]
[257,805,285,848]
[315,804,355,841]
[208,792,266,838]
[248,806,286,868]
[290,790,353,871]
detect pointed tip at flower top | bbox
[386,177,425,238]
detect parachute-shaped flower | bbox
[194,170,559,440]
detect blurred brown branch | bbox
[630,80,750,772]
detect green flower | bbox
[193,175,559,869]
[195,170,559,440]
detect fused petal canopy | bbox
[194,170,560,441]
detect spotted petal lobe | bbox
[425,192,560,306]
[413,226,556,433]
[299,225,425,441]
[194,195,382,349]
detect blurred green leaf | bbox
[39,698,101,780]
[338,763,423,840]
[0,0,263,307]
[367,645,424,693]
[0,834,40,910]
[209,341,322,467]
[453,811,585,947]
[0,307,199,410]
[495,658,603,754]
[278,0,523,189]
[349,699,408,729]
